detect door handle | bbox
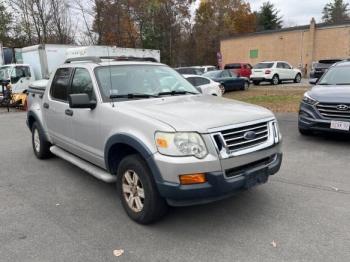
[43,103,49,109]
[65,109,73,116]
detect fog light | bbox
[179,173,206,185]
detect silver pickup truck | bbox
[27,57,282,224]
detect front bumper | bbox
[298,102,350,133]
[154,149,282,206]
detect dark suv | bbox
[310,59,342,80]
[299,60,350,135]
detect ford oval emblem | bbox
[337,104,349,111]
[243,131,257,140]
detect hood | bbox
[309,85,350,103]
[121,95,274,133]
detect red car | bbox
[224,63,252,78]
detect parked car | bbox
[183,74,224,96]
[175,67,203,75]
[203,70,249,92]
[310,59,342,80]
[298,60,350,135]
[27,56,282,224]
[197,65,216,73]
[251,61,302,85]
[224,63,252,78]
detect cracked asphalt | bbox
[0,112,349,262]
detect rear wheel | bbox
[31,122,52,159]
[117,154,168,224]
[271,75,279,85]
[241,81,249,91]
[294,73,302,83]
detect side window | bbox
[221,71,230,78]
[283,63,292,69]
[50,68,73,101]
[277,63,284,69]
[196,77,210,86]
[70,68,95,100]
[186,77,197,86]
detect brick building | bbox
[220,18,350,73]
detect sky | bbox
[193,0,335,27]
[248,0,332,26]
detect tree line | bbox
[0,0,349,66]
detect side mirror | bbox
[68,93,96,109]
[309,78,318,85]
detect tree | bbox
[0,0,13,46]
[322,0,350,23]
[256,1,283,31]
[191,0,256,65]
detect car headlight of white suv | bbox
[155,132,208,159]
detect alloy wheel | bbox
[122,170,145,213]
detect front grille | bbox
[220,121,269,152]
[316,103,350,119]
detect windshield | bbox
[0,66,12,81]
[318,66,350,85]
[254,63,274,69]
[95,65,199,101]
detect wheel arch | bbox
[104,134,163,183]
[27,111,50,141]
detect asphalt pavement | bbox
[0,112,349,262]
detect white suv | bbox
[251,61,302,85]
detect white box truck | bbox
[65,46,161,62]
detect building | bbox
[220,18,350,73]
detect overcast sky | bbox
[248,0,333,26]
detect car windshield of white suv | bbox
[318,66,350,85]
[254,63,274,69]
[95,65,199,101]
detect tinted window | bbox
[283,63,291,69]
[221,70,231,78]
[195,77,210,86]
[50,68,73,101]
[203,71,221,78]
[186,77,197,86]
[224,64,241,69]
[70,68,95,100]
[254,63,274,69]
[277,63,284,69]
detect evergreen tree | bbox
[256,1,283,31]
[322,0,350,23]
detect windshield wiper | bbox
[109,93,158,99]
[335,83,350,85]
[157,90,198,96]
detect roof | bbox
[221,20,350,41]
[60,60,163,68]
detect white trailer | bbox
[65,46,161,62]
[21,44,75,80]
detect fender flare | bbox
[27,111,50,141]
[104,133,163,184]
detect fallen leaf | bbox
[331,186,339,192]
[56,203,60,206]
[271,240,277,248]
[113,249,124,257]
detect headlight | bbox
[155,132,208,159]
[272,120,282,143]
[303,92,318,105]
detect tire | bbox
[294,73,302,83]
[271,75,279,85]
[253,81,260,86]
[31,122,52,159]
[241,81,249,91]
[117,154,168,224]
[299,127,313,136]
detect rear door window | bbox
[277,63,284,69]
[283,63,292,69]
[195,77,210,86]
[50,68,74,102]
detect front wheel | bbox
[252,80,260,86]
[117,155,168,224]
[294,73,302,83]
[31,122,52,159]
